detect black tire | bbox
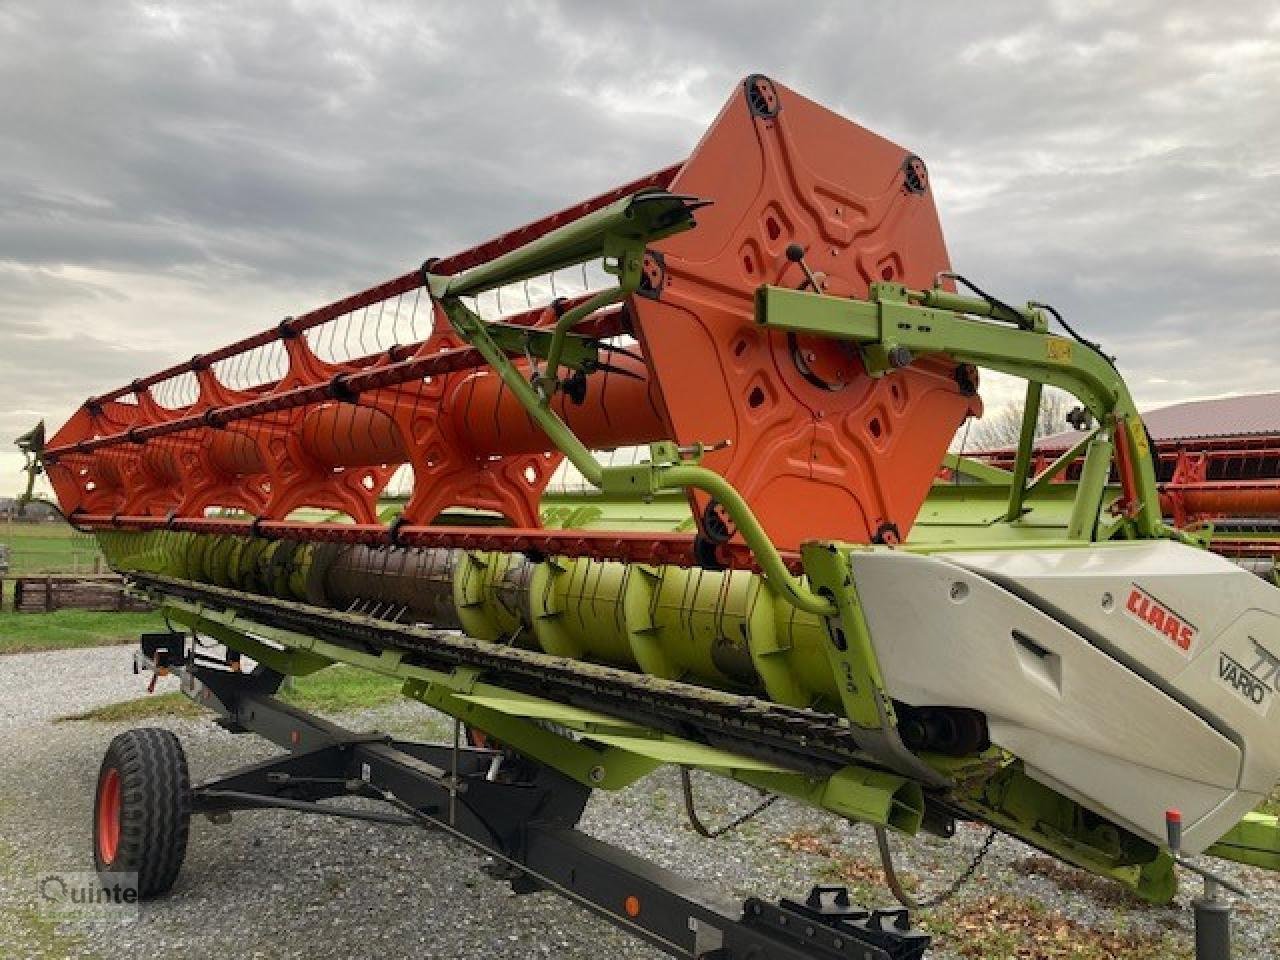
[93,727,192,898]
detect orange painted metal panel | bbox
[629,77,980,549]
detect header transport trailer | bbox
[19,75,1280,958]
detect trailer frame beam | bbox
[155,645,929,960]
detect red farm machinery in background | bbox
[972,393,1280,574]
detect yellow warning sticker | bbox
[1131,421,1150,457]
[1045,337,1073,363]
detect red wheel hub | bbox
[96,768,122,865]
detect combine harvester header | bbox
[24,75,1279,958]
[41,75,973,556]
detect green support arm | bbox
[1005,380,1043,520]
[427,190,836,617]
[755,283,1165,539]
[427,190,704,401]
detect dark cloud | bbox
[1,0,1277,485]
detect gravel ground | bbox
[0,645,1277,959]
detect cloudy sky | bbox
[1,0,1277,492]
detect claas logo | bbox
[1125,586,1197,653]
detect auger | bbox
[24,75,1280,958]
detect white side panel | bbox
[849,549,1246,853]
[945,542,1280,797]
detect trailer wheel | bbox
[93,728,192,898]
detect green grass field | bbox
[58,665,405,722]
[1263,788,1280,817]
[0,520,104,576]
[0,520,401,714]
[0,609,167,654]
[0,520,158,651]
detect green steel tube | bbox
[1025,428,1097,499]
[433,196,638,298]
[916,286,1037,326]
[1068,431,1115,540]
[1121,414,1166,537]
[431,191,699,299]
[660,464,836,616]
[438,298,605,486]
[743,766,924,834]
[541,286,628,392]
[1004,380,1043,521]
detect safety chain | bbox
[680,768,778,839]
[874,824,998,910]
